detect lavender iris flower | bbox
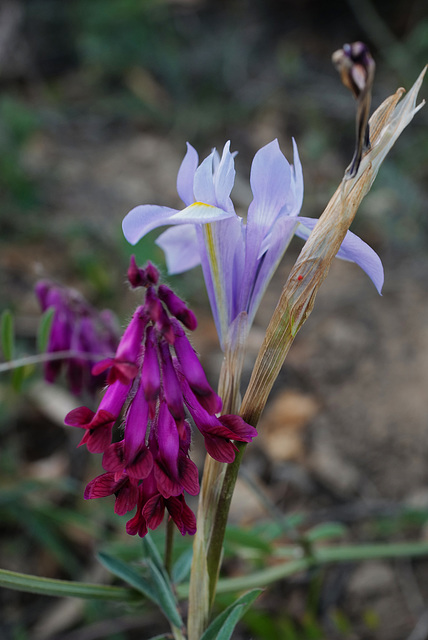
[123,140,383,348]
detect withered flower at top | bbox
[332,42,376,178]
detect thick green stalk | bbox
[188,329,247,640]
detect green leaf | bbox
[0,567,132,601]
[142,533,169,582]
[200,589,263,640]
[37,307,55,352]
[172,547,193,584]
[11,365,26,392]
[305,522,347,543]
[214,605,244,640]
[225,526,272,553]
[97,551,156,602]
[1,309,14,361]
[146,558,183,628]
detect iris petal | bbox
[177,143,198,206]
[156,225,200,274]
[296,217,384,294]
[123,202,234,246]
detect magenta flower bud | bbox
[180,375,257,462]
[154,403,180,494]
[144,287,162,322]
[145,261,160,285]
[156,306,175,344]
[65,379,131,452]
[158,285,197,330]
[141,326,160,418]
[36,280,120,395]
[158,340,185,424]
[172,320,222,414]
[93,307,146,384]
[127,256,160,288]
[123,378,149,464]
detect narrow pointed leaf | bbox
[172,547,193,584]
[11,365,27,393]
[305,522,347,542]
[97,551,157,603]
[200,589,263,640]
[1,310,14,361]
[146,558,183,628]
[142,534,169,582]
[0,567,132,601]
[37,307,55,352]
[225,526,272,553]
[208,605,244,640]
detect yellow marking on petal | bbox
[204,223,228,342]
[191,201,215,209]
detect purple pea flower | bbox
[65,258,256,537]
[35,281,119,395]
[122,139,384,348]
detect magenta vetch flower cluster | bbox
[64,258,257,537]
[35,280,119,395]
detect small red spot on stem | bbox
[297,275,303,281]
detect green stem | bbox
[0,568,134,600]
[165,518,175,577]
[205,442,247,607]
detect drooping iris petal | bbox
[296,217,384,294]
[156,225,200,274]
[123,202,235,246]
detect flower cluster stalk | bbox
[187,67,426,639]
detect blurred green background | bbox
[0,1,427,639]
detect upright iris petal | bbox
[123,139,383,349]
